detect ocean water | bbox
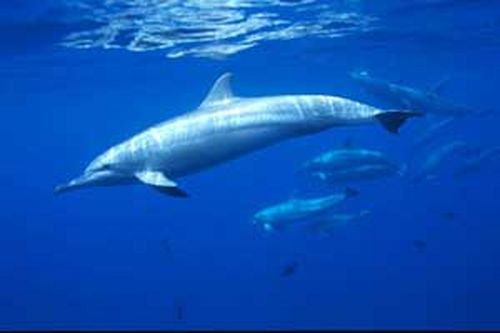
[1,0,500,330]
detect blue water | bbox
[2,0,500,329]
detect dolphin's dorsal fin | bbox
[199,73,235,109]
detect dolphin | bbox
[301,148,399,174]
[252,188,359,232]
[413,140,471,182]
[314,162,405,184]
[350,70,479,118]
[413,117,457,149]
[305,210,371,236]
[55,73,420,197]
[453,146,500,178]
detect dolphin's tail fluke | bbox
[375,110,423,134]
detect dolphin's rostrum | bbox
[55,73,421,197]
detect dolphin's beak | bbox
[54,170,117,194]
[54,181,77,194]
[54,174,93,194]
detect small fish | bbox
[413,240,427,251]
[160,238,171,254]
[174,298,184,321]
[281,261,299,277]
[440,211,456,220]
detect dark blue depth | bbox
[1,0,500,329]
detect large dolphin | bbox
[55,73,420,197]
[350,70,479,117]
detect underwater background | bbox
[1,0,500,329]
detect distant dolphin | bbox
[413,117,457,149]
[350,70,480,117]
[314,163,405,184]
[453,146,500,178]
[305,210,371,236]
[253,188,359,232]
[55,73,420,197]
[413,140,471,182]
[301,148,399,174]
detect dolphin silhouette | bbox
[56,73,420,197]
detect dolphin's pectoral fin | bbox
[199,72,235,109]
[135,171,177,187]
[135,171,189,198]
